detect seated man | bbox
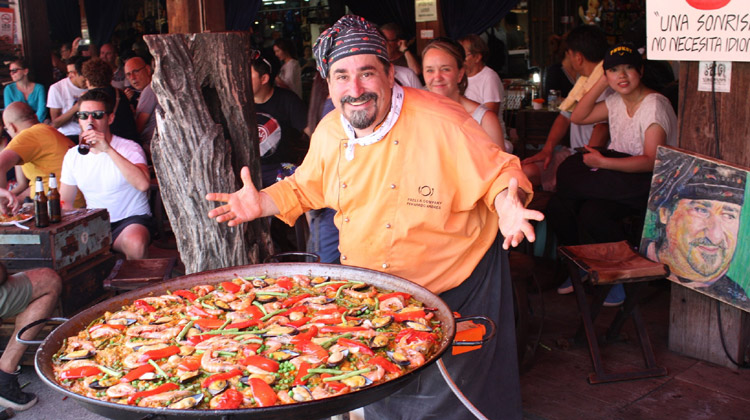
[48,56,89,144]
[60,89,152,260]
[0,102,85,206]
[123,57,157,153]
[0,188,62,411]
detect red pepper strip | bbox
[276,278,294,290]
[290,325,318,344]
[323,283,347,292]
[287,316,311,327]
[337,337,374,356]
[320,326,367,334]
[134,299,156,313]
[370,356,402,374]
[383,310,427,322]
[127,382,179,405]
[187,305,217,319]
[172,290,197,301]
[89,324,125,333]
[378,292,411,302]
[212,388,244,410]
[316,307,347,315]
[194,318,225,331]
[240,355,279,372]
[137,345,180,363]
[120,364,155,383]
[249,377,278,407]
[295,341,329,361]
[320,373,347,391]
[242,343,261,356]
[293,361,311,386]
[187,334,212,345]
[279,305,308,317]
[280,293,311,308]
[226,319,260,330]
[220,281,241,293]
[60,365,102,379]
[395,328,438,344]
[176,355,201,372]
[315,316,353,325]
[241,305,265,320]
[202,369,243,388]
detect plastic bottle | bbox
[48,173,62,223]
[548,90,559,111]
[34,176,49,228]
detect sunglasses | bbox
[76,111,107,120]
[9,68,24,74]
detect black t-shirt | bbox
[93,87,140,143]
[255,87,309,167]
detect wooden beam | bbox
[167,0,224,34]
[416,0,444,55]
[18,0,53,88]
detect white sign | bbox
[415,0,438,23]
[0,8,14,44]
[420,29,434,39]
[697,61,732,92]
[647,0,750,62]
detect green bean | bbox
[307,368,344,375]
[253,301,267,315]
[255,291,288,297]
[260,308,286,321]
[320,333,352,349]
[97,365,121,377]
[322,368,371,382]
[218,319,231,330]
[147,359,168,378]
[176,320,194,342]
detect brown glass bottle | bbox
[34,176,49,228]
[47,173,62,223]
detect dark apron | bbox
[363,235,522,420]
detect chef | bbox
[207,15,542,420]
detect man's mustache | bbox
[690,237,726,250]
[341,92,378,105]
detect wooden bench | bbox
[103,257,177,291]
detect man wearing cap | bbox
[645,155,748,305]
[207,15,541,420]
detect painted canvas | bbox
[641,146,750,312]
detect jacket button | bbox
[393,140,399,145]
[341,255,347,260]
[342,183,347,188]
[382,263,388,269]
[390,184,396,189]
[385,224,391,229]
[344,217,350,222]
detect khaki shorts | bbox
[0,272,32,318]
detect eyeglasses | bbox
[9,68,23,74]
[76,111,107,120]
[125,66,146,78]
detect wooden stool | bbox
[104,257,177,291]
[558,241,669,384]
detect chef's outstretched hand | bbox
[206,166,266,227]
[495,177,545,250]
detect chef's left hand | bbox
[80,127,110,153]
[494,178,544,250]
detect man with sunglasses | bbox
[0,102,85,206]
[60,89,152,260]
[124,57,157,156]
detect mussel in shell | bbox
[370,315,394,329]
[347,306,368,317]
[107,318,136,326]
[255,294,278,304]
[326,348,349,367]
[60,349,94,361]
[178,370,200,383]
[350,282,369,290]
[263,325,298,337]
[369,334,390,349]
[268,349,300,362]
[290,385,314,402]
[213,300,231,311]
[403,320,432,332]
[207,379,229,396]
[149,316,173,325]
[341,375,373,389]
[240,374,276,386]
[251,278,269,288]
[310,276,329,285]
[168,393,204,409]
[387,350,411,366]
[289,311,306,322]
[88,376,120,389]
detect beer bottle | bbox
[34,176,49,228]
[47,173,62,223]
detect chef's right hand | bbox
[206,166,264,226]
[0,188,19,215]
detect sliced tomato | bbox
[133,299,156,313]
[290,325,318,344]
[337,337,374,356]
[89,324,125,333]
[220,281,241,294]
[176,355,202,372]
[120,364,155,383]
[137,345,180,363]
[60,365,102,379]
[226,319,259,330]
[370,356,402,374]
[293,361,311,386]
[276,278,294,290]
[172,290,197,301]
[127,382,178,405]
[194,318,225,331]
[249,377,278,407]
[240,355,279,372]
[202,369,243,388]
[280,293,311,308]
[212,388,244,409]
[287,316,311,327]
[319,326,367,334]
[187,305,217,319]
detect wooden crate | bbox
[0,208,111,274]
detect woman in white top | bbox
[273,38,303,99]
[421,38,507,152]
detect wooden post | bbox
[415,0,444,56]
[668,61,750,369]
[166,0,225,34]
[143,32,272,274]
[18,0,53,88]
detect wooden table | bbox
[0,208,116,315]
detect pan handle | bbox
[15,317,68,345]
[264,252,321,263]
[451,316,496,346]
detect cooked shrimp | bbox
[277,389,295,404]
[229,297,255,311]
[379,297,405,311]
[195,337,241,352]
[64,337,96,353]
[200,350,241,373]
[193,285,214,297]
[343,287,377,300]
[90,325,125,340]
[106,382,135,398]
[364,364,385,382]
[122,352,145,369]
[138,390,193,407]
[262,315,290,327]
[292,274,311,287]
[211,291,237,303]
